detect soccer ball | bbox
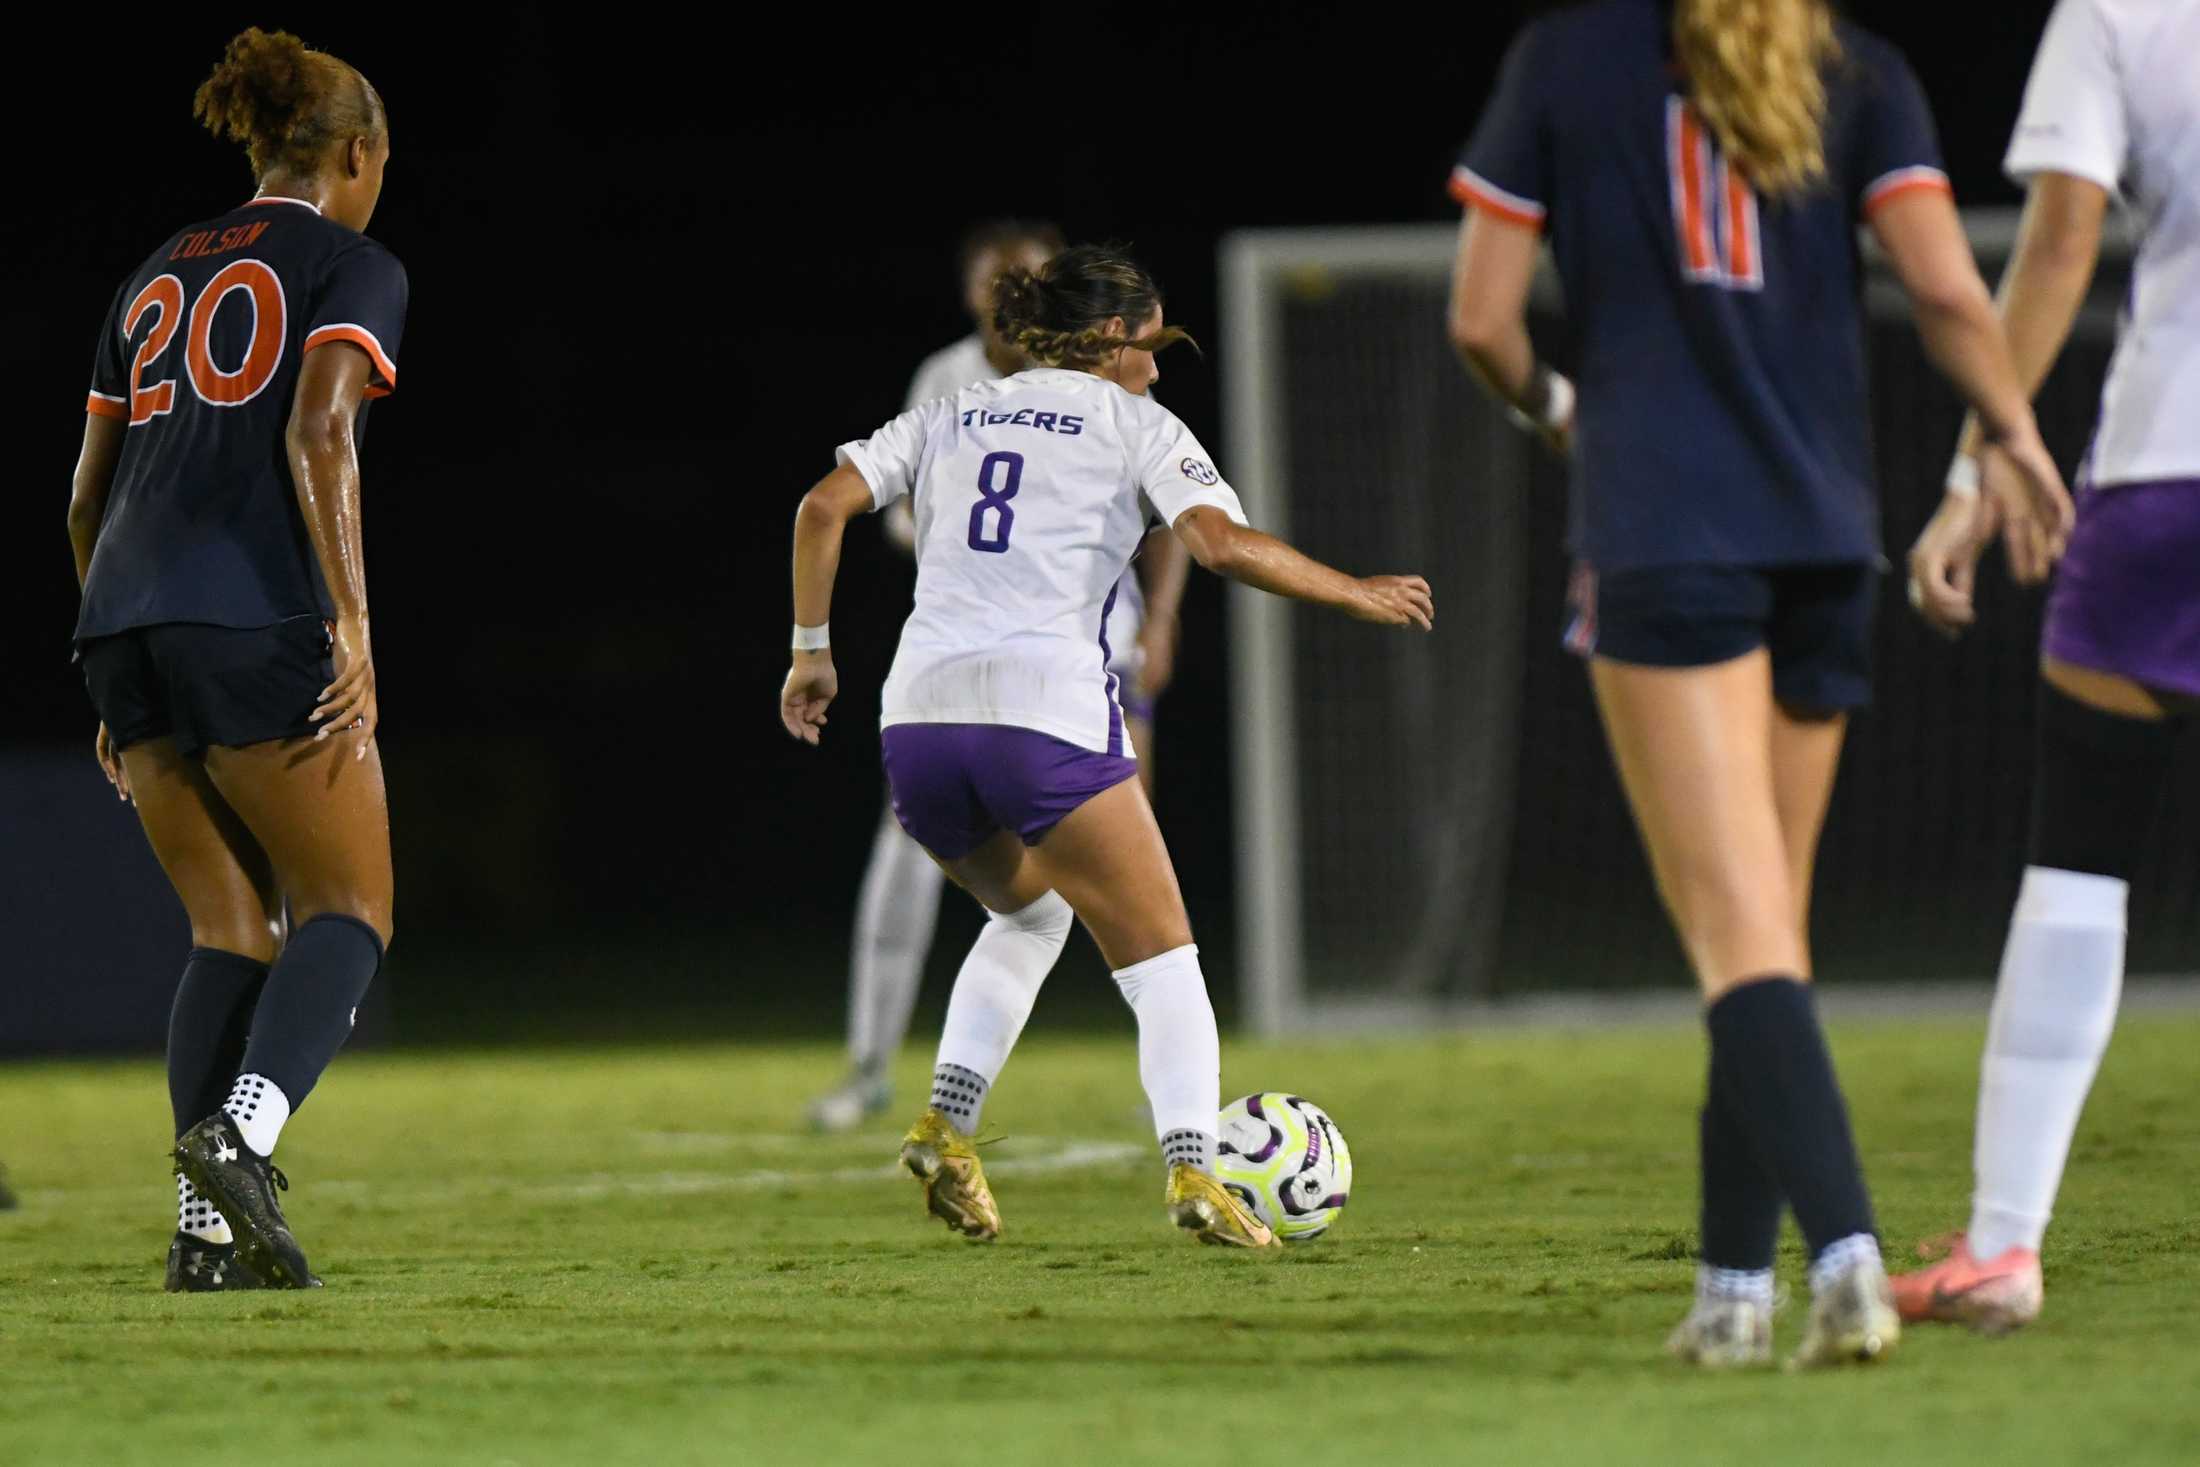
[1214,1093,1352,1241]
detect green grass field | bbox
[4,1015,2198,1465]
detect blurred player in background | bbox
[68,28,406,1291]
[1901,0,2200,1334]
[1447,0,2070,1367]
[807,222,1191,1131]
[781,246,1431,1246]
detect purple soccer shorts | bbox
[881,723,1140,860]
[2044,479,2200,699]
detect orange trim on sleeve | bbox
[363,384,392,400]
[86,392,127,421]
[1862,169,1954,217]
[1448,166,1546,230]
[303,325,397,391]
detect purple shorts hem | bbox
[2041,479,2200,699]
[881,723,1139,859]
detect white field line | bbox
[541,1141,1144,1202]
[2,1138,1145,1211]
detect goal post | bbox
[1221,211,2179,1036]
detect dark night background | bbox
[2,3,2070,1049]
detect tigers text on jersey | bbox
[1453,0,1946,572]
[2007,0,2200,487]
[76,196,408,642]
[837,369,1246,755]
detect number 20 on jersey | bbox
[121,261,286,425]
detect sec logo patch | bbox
[1180,458,1218,486]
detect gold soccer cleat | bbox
[1166,1164,1279,1249]
[1789,1256,1902,1370]
[899,1108,1000,1242]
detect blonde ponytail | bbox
[1672,0,1840,197]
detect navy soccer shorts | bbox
[80,616,334,757]
[1563,561,1880,714]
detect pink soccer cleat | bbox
[1891,1234,2043,1334]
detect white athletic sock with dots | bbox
[930,891,1075,1127]
[1969,867,2127,1261]
[1807,1233,1882,1297]
[850,814,949,1071]
[223,1073,292,1158]
[1111,945,1221,1164]
[177,1175,232,1245]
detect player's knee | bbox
[290,893,394,949]
[187,917,279,966]
[994,888,1074,940]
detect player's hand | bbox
[1983,429,2074,586]
[781,651,838,745]
[1134,615,1179,701]
[94,722,130,803]
[1351,575,1434,631]
[1906,488,2000,638]
[312,615,378,760]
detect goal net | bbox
[1222,212,2196,1033]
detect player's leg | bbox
[1000,778,1269,1246]
[1894,662,2180,1330]
[881,727,1071,1240]
[809,806,945,1131]
[168,732,390,1287]
[1593,644,1886,1365]
[115,736,282,1290]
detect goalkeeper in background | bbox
[807,221,1190,1131]
[1446,0,2069,1368]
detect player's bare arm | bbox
[288,342,380,755]
[781,462,875,743]
[1132,531,1190,699]
[1873,188,2073,591]
[1448,209,1570,457]
[1909,171,2109,634]
[68,414,130,798]
[1170,506,1432,630]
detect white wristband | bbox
[1505,372,1575,433]
[1945,451,1980,501]
[791,622,830,652]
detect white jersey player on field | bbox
[807,222,1189,1132]
[781,244,1432,1245]
[1902,0,2200,1331]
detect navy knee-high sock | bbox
[1699,1065,1783,1272]
[237,915,384,1109]
[1705,976,1876,1260]
[168,949,269,1139]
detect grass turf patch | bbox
[4,1018,2198,1464]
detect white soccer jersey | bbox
[899,336,1153,688]
[2007,0,2200,486]
[838,368,1246,755]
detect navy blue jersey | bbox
[76,196,407,640]
[1452,0,1948,572]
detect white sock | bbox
[223,1073,292,1158]
[177,1175,232,1245]
[1111,944,1221,1146]
[1696,1264,1774,1309]
[1969,866,2126,1260]
[849,814,948,1071]
[932,890,1074,1097]
[1807,1233,1882,1297]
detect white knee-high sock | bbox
[1969,866,2126,1260]
[849,812,948,1072]
[928,891,1074,1129]
[1111,945,1221,1149]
